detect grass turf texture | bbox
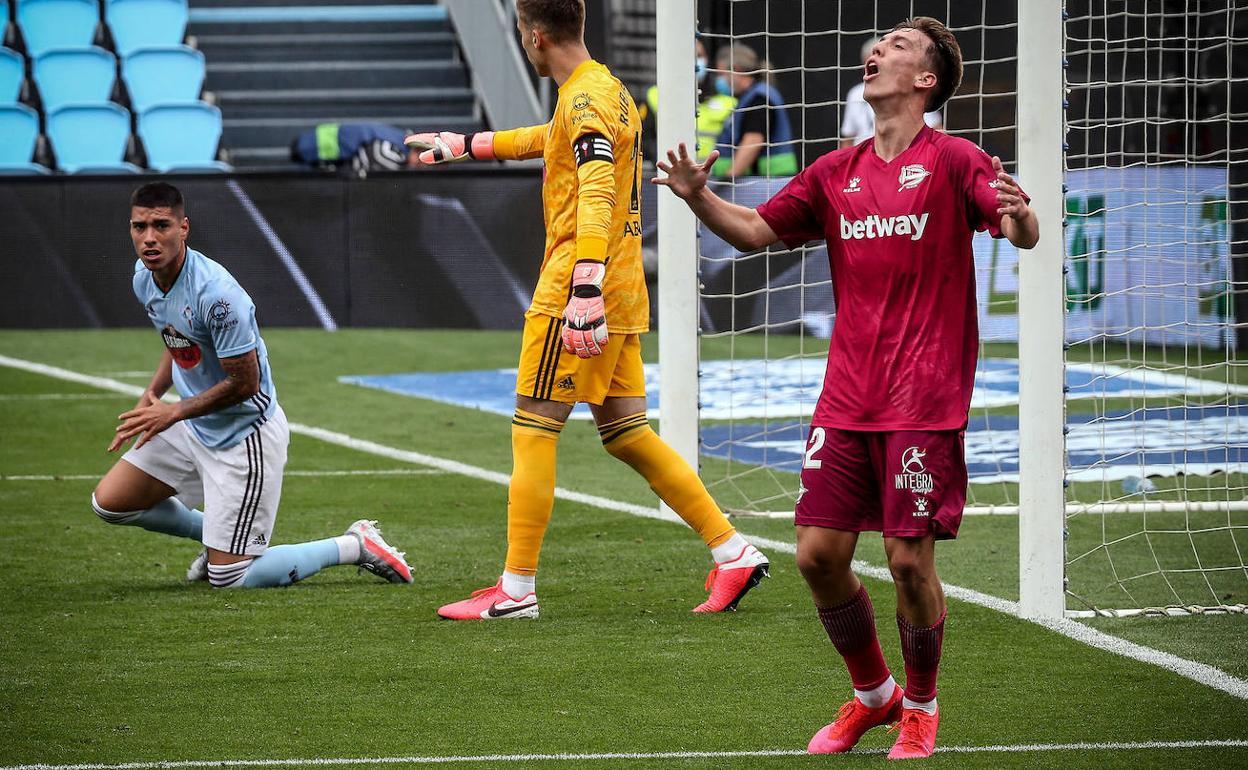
[1,329,1247,769]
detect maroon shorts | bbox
[794,426,967,539]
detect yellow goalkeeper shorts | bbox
[515,311,646,405]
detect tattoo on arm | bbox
[175,351,261,420]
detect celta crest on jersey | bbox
[161,324,202,369]
[839,212,930,241]
[897,163,932,191]
[895,446,934,493]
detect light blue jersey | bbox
[133,248,277,450]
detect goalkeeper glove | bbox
[561,260,608,358]
[403,131,496,164]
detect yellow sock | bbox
[599,413,735,547]
[504,409,565,576]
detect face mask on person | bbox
[695,56,708,80]
[715,75,733,96]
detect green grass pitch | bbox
[1,329,1246,769]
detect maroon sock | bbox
[816,585,891,692]
[897,610,946,703]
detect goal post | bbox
[654,0,701,484]
[1015,0,1066,620]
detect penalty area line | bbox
[4,740,1248,770]
[1,353,1247,701]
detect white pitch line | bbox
[1,469,444,482]
[2,353,1246,702]
[3,740,1247,770]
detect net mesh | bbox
[1061,0,1248,615]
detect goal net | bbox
[656,0,1247,617]
[1061,0,1247,616]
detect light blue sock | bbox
[241,539,343,588]
[133,498,203,541]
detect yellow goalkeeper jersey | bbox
[492,60,647,334]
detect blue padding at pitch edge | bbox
[187,5,447,24]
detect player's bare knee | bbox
[887,553,932,588]
[795,548,825,582]
[207,559,253,589]
[91,491,141,525]
[797,540,848,576]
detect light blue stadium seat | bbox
[33,46,116,113]
[0,103,51,173]
[106,0,188,58]
[16,0,100,58]
[0,48,23,103]
[46,102,141,173]
[138,101,230,172]
[122,45,203,114]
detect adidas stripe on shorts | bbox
[122,405,289,556]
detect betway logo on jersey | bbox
[839,212,929,241]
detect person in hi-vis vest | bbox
[638,37,736,164]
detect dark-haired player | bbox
[655,17,1037,759]
[408,0,769,620]
[92,182,414,589]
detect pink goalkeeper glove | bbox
[561,261,608,358]
[403,131,495,164]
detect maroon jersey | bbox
[757,125,1024,431]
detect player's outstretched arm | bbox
[992,155,1039,249]
[405,124,549,164]
[108,351,261,452]
[652,142,779,253]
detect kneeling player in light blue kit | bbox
[92,182,413,589]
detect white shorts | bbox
[122,406,289,556]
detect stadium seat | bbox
[0,103,51,173]
[138,101,230,172]
[33,46,116,113]
[106,0,188,58]
[0,47,23,103]
[122,45,204,114]
[16,0,100,58]
[46,102,141,172]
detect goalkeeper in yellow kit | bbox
[408,0,769,620]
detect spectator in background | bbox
[841,36,944,148]
[638,37,737,164]
[289,122,418,173]
[710,42,798,178]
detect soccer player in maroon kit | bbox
[654,17,1038,759]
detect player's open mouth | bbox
[143,249,162,258]
[864,60,879,80]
